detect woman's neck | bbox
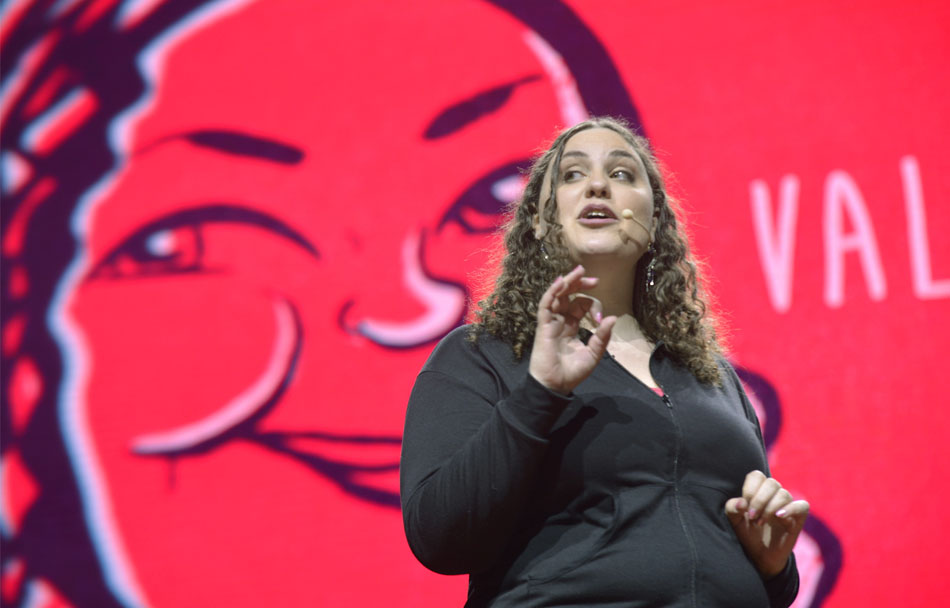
[574,257,652,345]
[575,256,637,318]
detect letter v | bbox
[750,176,800,312]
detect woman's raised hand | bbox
[725,470,810,579]
[528,265,617,395]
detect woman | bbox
[401,117,808,607]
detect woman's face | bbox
[538,128,654,265]
[58,1,576,604]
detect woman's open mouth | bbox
[577,203,618,226]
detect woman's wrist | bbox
[759,555,790,581]
[527,369,571,397]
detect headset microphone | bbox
[621,209,652,237]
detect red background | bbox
[2,1,948,606]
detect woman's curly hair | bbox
[472,116,723,385]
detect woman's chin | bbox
[571,243,644,267]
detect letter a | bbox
[823,171,887,307]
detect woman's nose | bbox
[587,170,610,198]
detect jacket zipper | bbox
[604,352,699,607]
[663,393,698,608]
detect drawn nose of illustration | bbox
[341,229,466,348]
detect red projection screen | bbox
[1,1,947,606]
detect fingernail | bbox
[595,312,603,323]
[776,509,787,518]
[747,508,757,520]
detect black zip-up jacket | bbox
[401,326,798,607]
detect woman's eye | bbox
[611,169,633,181]
[563,169,583,181]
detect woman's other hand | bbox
[725,470,810,579]
[528,265,617,394]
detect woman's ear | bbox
[533,213,545,240]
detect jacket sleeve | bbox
[723,360,801,608]
[764,554,800,608]
[399,332,569,575]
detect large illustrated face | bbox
[57,1,579,604]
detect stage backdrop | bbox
[1,1,947,606]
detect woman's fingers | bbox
[562,264,586,283]
[724,496,747,521]
[540,266,602,325]
[737,471,808,527]
[775,500,810,529]
[741,469,767,497]
[741,470,767,519]
[548,265,583,306]
[728,474,810,529]
[539,267,582,317]
[529,266,614,395]
[537,275,563,322]
[568,297,591,321]
[587,315,616,357]
[745,477,781,522]
[726,473,809,578]
[558,266,598,296]
[569,293,603,324]
[551,287,592,318]
[761,488,794,521]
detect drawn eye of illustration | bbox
[437,160,530,234]
[87,204,319,280]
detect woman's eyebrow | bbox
[562,150,636,160]
[608,149,637,160]
[137,129,305,165]
[423,74,541,139]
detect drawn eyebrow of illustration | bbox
[136,129,306,164]
[422,74,541,139]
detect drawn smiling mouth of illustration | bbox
[130,297,401,507]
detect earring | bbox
[645,243,656,290]
[539,241,550,261]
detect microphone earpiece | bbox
[621,209,634,220]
